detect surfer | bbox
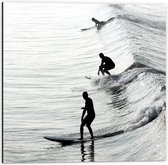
[98,53,115,76]
[91,18,105,30]
[92,17,115,30]
[81,17,115,31]
[80,91,95,140]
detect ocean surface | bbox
[3,2,166,163]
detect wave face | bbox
[112,4,166,73]
[91,62,166,132]
[4,3,166,163]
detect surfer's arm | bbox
[81,109,86,121]
[98,60,103,75]
[98,60,104,74]
[98,66,101,75]
[94,23,99,29]
[97,69,100,75]
[100,59,104,66]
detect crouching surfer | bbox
[98,53,115,76]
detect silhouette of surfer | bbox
[92,17,115,30]
[98,53,115,76]
[80,91,95,140]
[81,17,115,31]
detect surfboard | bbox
[44,130,124,144]
[81,26,95,31]
[44,136,87,144]
[84,75,113,80]
[84,76,92,80]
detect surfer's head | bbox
[82,91,88,100]
[92,18,95,22]
[99,53,104,59]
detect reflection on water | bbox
[107,86,128,110]
[81,140,94,162]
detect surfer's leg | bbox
[99,67,104,75]
[104,69,111,76]
[100,65,107,75]
[101,70,105,75]
[80,124,84,139]
[104,65,112,76]
[86,124,94,138]
[80,119,87,139]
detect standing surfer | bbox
[80,91,95,139]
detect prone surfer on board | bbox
[92,17,115,30]
[80,91,95,140]
[81,17,115,31]
[98,53,115,76]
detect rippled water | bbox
[3,2,166,163]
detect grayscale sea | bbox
[3,2,166,163]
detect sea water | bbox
[3,2,166,162]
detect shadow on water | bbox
[81,140,94,162]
